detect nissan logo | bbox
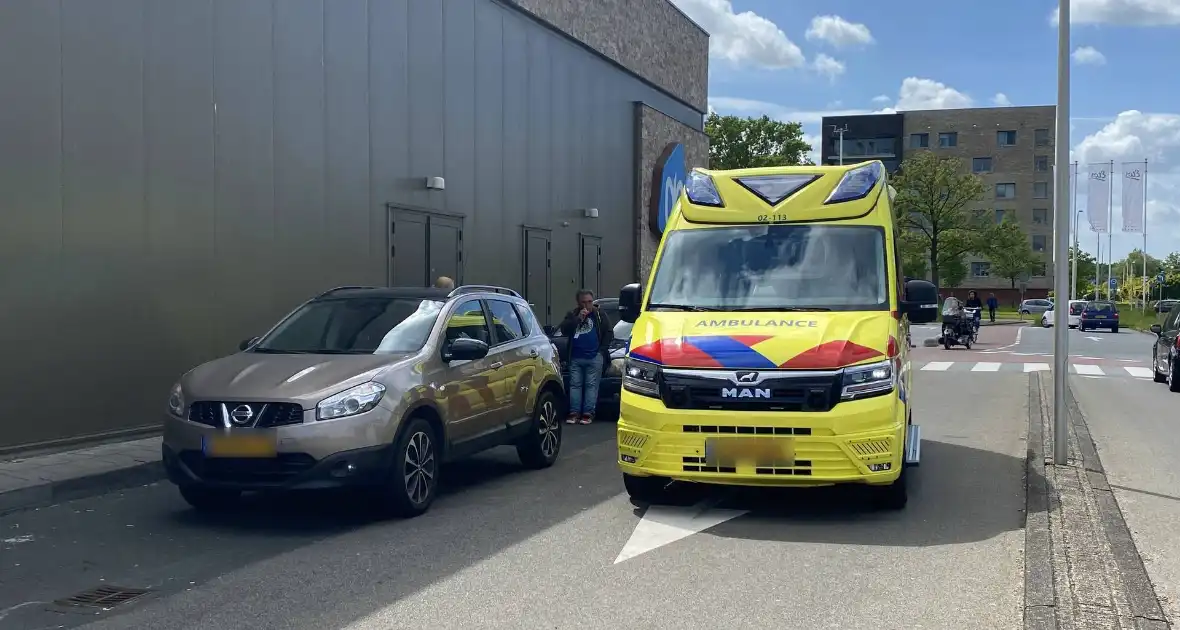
[229,404,254,426]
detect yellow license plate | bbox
[705,437,794,467]
[1094,315,1106,318]
[202,432,277,458]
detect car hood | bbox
[627,311,894,370]
[181,352,413,405]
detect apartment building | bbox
[821,106,1057,301]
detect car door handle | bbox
[490,361,503,369]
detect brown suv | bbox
[162,285,566,517]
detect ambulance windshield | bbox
[646,224,889,312]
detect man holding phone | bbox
[559,289,613,425]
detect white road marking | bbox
[614,501,747,564]
[1072,364,1105,376]
[1124,366,1154,378]
[920,361,954,371]
[971,362,1002,372]
[1024,363,1051,372]
[1085,336,1102,342]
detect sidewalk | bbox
[0,436,163,516]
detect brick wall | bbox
[508,0,709,112]
[635,103,709,283]
[902,105,1058,292]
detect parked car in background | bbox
[1149,308,1180,391]
[1040,300,1087,328]
[163,285,567,517]
[546,297,630,419]
[1154,299,1178,314]
[1079,300,1119,332]
[1020,298,1053,316]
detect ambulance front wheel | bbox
[623,473,670,503]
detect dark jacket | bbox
[986,296,998,309]
[559,307,613,357]
[965,297,983,308]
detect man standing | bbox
[986,292,999,323]
[560,289,613,425]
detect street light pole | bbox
[1071,208,1080,300]
[1052,0,1071,465]
[831,125,849,165]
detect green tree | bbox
[704,112,813,170]
[1068,246,1098,298]
[898,230,929,279]
[892,151,990,289]
[987,220,1041,289]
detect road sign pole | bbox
[1052,0,1071,465]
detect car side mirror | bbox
[239,336,259,351]
[442,337,489,362]
[1150,324,1163,336]
[619,283,642,323]
[901,280,939,324]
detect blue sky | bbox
[670,0,1180,261]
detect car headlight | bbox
[840,360,895,400]
[606,357,625,377]
[623,357,660,398]
[168,383,186,417]
[317,382,386,421]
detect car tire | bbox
[1170,359,1180,393]
[179,486,241,512]
[623,473,670,503]
[516,390,563,469]
[871,464,908,510]
[381,415,439,518]
[1153,350,1167,383]
[1112,325,1119,333]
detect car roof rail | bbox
[448,285,522,299]
[315,285,378,298]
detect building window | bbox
[938,132,958,148]
[1033,208,1048,224]
[973,157,993,173]
[910,133,929,149]
[1035,156,1049,172]
[1035,128,1050,147]
[1034,182,1049,198]
[1033,262,1047,277]
[995,183,1016,199]
[995,209,1006,223]
[972,262,992,277]
[1032,235,1046,252]
[998,130,1017,147]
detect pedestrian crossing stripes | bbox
[914,361,1155,379]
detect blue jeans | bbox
[568,354,603,416]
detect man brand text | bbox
[696,319,819,328]
[721,387,772,398]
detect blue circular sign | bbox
[649,143,686,235]
[1109,277,1118,289]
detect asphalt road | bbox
[1,371,1030,630]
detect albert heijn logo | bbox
[648,142,686,236]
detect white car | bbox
[1041,300,1087,328]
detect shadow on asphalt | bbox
[634,439,1035,547]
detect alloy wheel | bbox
[538,399,560,458]
[403,431,436,505]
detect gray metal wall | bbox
[0,0,705,449]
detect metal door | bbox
[579,234,602,297]
[389,207,464,286]
[428,214,463,286]
[523,227,551,325]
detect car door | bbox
[438,299,504,445]
[1158,307,1180,374]
[484,298,534,428]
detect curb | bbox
[1024,373,1055,629]
[0,461,166,517]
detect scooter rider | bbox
[965,290,983,329]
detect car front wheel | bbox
[1170,357,1180,393]
[516,390,563,469]
[1154,349,1168,383]
[381,416,439,518]
[623,473,670,503]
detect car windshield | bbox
[253,297,445,354]
[1086,301,1114,311]
[646,224,889,311]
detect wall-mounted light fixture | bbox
[425,176,445,190]
[583,207,599,218]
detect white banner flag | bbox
[1087,163,1110,233]
[1121,161,1145,233]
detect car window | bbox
[1166,307,1180,332]
[486,299,525,345]
[513,303,536,336]
[444,299,491,344]
[254,297,444,354]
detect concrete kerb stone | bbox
[1025,372,1056,630]
[0,459,165,517]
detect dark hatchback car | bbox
[1150,304,1180,391]
[1079,300,1119,332]
[545,298,630,418]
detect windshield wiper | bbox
[251,348,312,354]
[647,303,720,312]
[727,306,832,312]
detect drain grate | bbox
[54,585,151,609]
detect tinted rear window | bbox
[1087,301,1114,311]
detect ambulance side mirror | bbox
[618,284,642,323]
[902,280,939,324]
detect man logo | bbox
[735,371,759,383]
[721,387,771,398]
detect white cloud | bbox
[812,54,846,82]
[894,77,973,110]
[993,93,1013,106]
[1072,46,1107,65]
[671,0,805,69]
[1050,0,1180,25]
[871,94,892,105]
[1071,111,1180,258]
[805,15,875,48]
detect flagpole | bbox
[1143,159,1149,307]
[1071,161,1079,300]
[1107,159,1114,299]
